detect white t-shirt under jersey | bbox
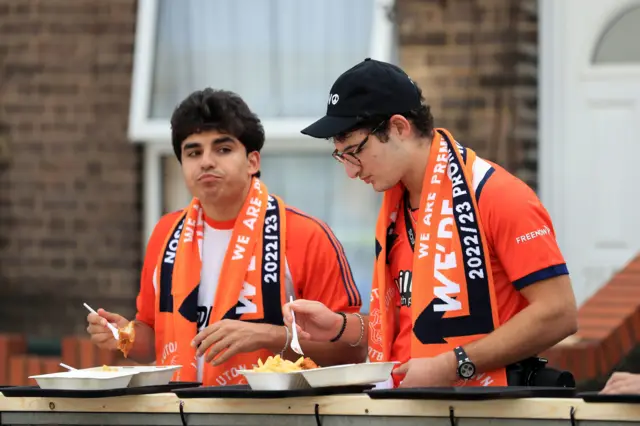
[194,217,295,382]
[196,221,233,382]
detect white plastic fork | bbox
[83,302,119,340]
[289,296,304,356]
[59,362,77,371]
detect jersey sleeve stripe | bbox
[474,167,495,203]
[512,263,569,290]
[286,208,362,307]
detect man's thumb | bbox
[98,309,127,326]
[393,361,409,375]
[290,299,320,313]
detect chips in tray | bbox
[101,365,119,372]
[252,355,319,373]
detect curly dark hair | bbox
[170,88,265,177]
[334,83,434,144]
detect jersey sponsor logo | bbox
[394,270,412,307]
[515,225,551,244]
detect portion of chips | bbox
[252,355,319,373]
[101,365,119,372]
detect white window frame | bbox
[129,0,397,246]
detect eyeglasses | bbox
[332,120,387,166]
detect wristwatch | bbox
[453,346,476,379]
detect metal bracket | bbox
[179,400,188,426]
[315,403,322,426]
[570,406,576,426]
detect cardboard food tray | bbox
[83,365,183,387]
[366,386,576,400]
[174,383,374,399]
[0,381,201,398]
[299,362,398,388]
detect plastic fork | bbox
[289,296,304,356]
[59,363,77,371]
[83,302,119,340]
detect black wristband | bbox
[330,312,347,342]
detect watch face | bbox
[459,361,476,379]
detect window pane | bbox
[593,6,640,64]
[160,151,380,312]
[161,155,190,214]
[150,0,374,119]
[261,152,381,313]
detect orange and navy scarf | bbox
[369,128,507,387]
[154,178,288,386]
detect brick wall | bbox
[0,0,141,338]
[397,0,538,189]
[542,255,640,390]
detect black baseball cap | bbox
[301,58,422,139]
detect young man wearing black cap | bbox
[284,58,578,388]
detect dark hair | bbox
[170,88,265,177]
[334,84,434,143]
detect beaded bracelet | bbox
[330,312,348,342]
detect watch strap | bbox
[454,346,467,362]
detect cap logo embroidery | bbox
[328,93,339,106]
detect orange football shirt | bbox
[389,161,569,364]
[136,205,362,335]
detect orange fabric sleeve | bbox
[479,170,569,290]
[135,211,183,328]
[285,208,362,313]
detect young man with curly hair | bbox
[284,58,578,388]
[86,89,365,386]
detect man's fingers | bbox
[98,309,128,327]
[87,313,108,327]
[601,375,640,395]
[393,362,409,375]
[601,373,634,394]
[601,380,623,394]
[89,310,127,329]
[283,300,323,325]
[608,372,632,384]
[397,375,415,388]
[90,332,114,345]
[282,304,293,325]
[601,382,626,395]
[88,328,116,347]
[86,321,111,334]
[205,337,233,364]
[87,324,109,335]
[289,300,320,312]
[212,344,238,366]
[192,323,220,349]
[196,328,225,358]
[297,327,311,341]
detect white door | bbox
[540,0,640,305]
